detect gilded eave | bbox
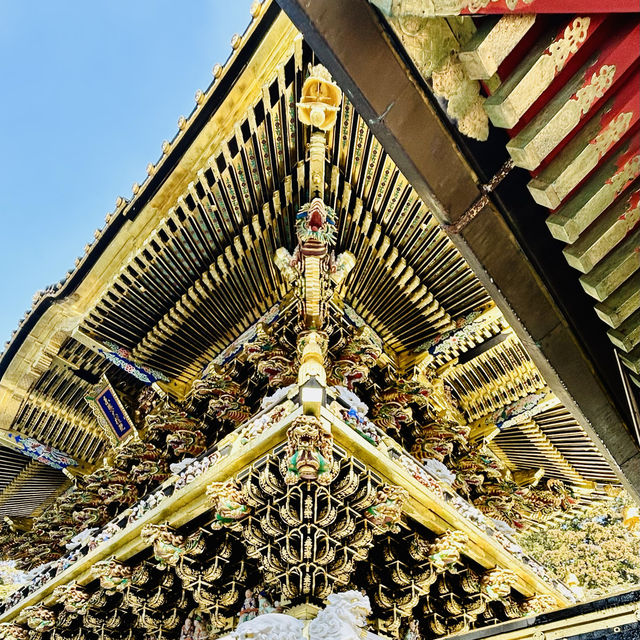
[0,1,629,528]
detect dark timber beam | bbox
[276,0,640,500]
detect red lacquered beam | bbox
[507,20,640,170]
[418,0,640,15]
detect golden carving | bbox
[459,15,536,80]
[329,325,382,390]
[428,530,468,571]
[0,624,29,640]
[547,18,591,73]
[592,112,634,159]
[486,17,591,129]
[530,111,634,208]
[574,65,616,117]
[610,154,640,195]
[297,65,342,131]
[521,594,557,616]
[364,485,408,532]
[508,64,616,169]
[51,583,90,616]
[207,479,251,529]
[21,605,55,632]
[282,415,335,485]
[91,557,132,594]
[385,13,488,140]
[480,568,517,600]
[140,523,205,567]
[298,330,328,386]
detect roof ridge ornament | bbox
[275,65,354,332]
[297,64,342,132]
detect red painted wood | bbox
[516,21,640,167]
[457,0,639,14]
[507,14,609,136]
[595,68,640,138]
[534,73,640,205]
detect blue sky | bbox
[0,0,254,346]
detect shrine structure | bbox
[0,1,638,639]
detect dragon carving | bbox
[91,557,132,593]
[275,197,355,328]
[207,480,251,529]
[364,485,408,532]
[329,326,382,390]
[140,523,205,568]
[428,530,468,571]
[243,323,296,387]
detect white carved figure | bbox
[230,613,304,640]
[308,591,372,640]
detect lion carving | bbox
[227,591,370,640]
[282,416,335,485]
[308,591,371,640]
[231,613,304,640]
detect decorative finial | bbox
[250,1,262,18]
[146,163,156,177]
[195,90,205,105]
[297,64,342,131]
[231,34,241,50]
[162,140,171,155]
[212,64,223,79]
[132,183,140,195]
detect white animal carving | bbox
[231,613,304,640]
[308,591,371,640]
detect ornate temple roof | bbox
[0,1,638,638]
[0,2,630,519]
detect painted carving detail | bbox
[330,326,383,390]
[22,605,55,631]
[282,416,335,485]
[140,523,205,568]
[51,583,90,615]
[244,323,296,387]
[297,64,342,131]
[91,557,132,593]
[428,530,468,571]
[364,485,408,532]
[521,594,557,616]
[232,613,304,640]
[480,568,517,600]
[207,480,251,529]
[592,112,634,159]
[0,624,29,640]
